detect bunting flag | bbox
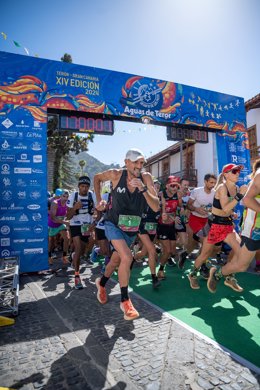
[0,30,37,56]
[13,40,21,47]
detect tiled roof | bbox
[245,93,260,112]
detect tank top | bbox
[48,198,67,228]
[213,184,236,210]
[104,169,147,235]
[158,190,179,225]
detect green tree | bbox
[79,160,86,175]
[47,53,94,190]
[61,53,73,63]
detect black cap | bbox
[78,176,91,185]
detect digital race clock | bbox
[59,114,114,135]
[166,124,209,143]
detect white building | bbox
[146,94,260,187]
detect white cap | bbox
[125,148,146,162]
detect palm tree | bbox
[79,160,86,175]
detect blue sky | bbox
[1,0,259,165]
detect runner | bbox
[94,148,159,320]
[133,177,161,288]
[156,176,182,280]
[187,164,247,291]
[66,176,96,289]
[179,174,217,270]
[207,162,258,293]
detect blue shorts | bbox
[104,220,136,248]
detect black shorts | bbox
[157,224,176,241]
[240,235,260,251]
[95,227,107,241]
[70,225,89,243]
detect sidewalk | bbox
[0,260,259,390]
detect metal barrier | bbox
[0,257,19,317]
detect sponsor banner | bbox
[216,130,251,231]
[0,51,246,130]
[0,107,48,272]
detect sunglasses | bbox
[169,184,179,188]
[229,168,241,175]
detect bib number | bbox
[118,215,141,232]
[144,222,157,234]
[81,223,91,236]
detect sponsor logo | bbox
[0,216,15,221]
[14,167,32,174]
[30,179,41,186]
[16,179,26,187]
[117,187,126,194]
[0,154,15,162]
[26,132,42,138]
[1,249,10,256]
[2,118,13,129]
[1,238,10,246]
[13,227,31,232]
[17,191,26,199]
[13,239,25,243]
[33,225,43,234]
[32,213,42,221]
[30,191,41,199]
[31,142,41,151]
[17,153,30,163]
[18,213,29,222]
[16,120,29,128]
[1,164,10,174]
[27,204,41,210]
[27,238,44,242]
[33,121,41,128]
[0,225,10,235]
[32,168,44,174]
[1,131,18,138]
[1,203,24,211]
[1,140,10,150]
[24,248,43,255]
[14,142,27,150]
[2,190,12,201]
[3,177,11,187]
[33,155,42,163]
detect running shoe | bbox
[95,277,108,304]
[74,275,83,290]
[177,250,188,270]
[152,277,161,288]
[157,270,166,280]
[188,274,200,289]
[224,276,243,292]
[167,257,176,267]
[207,267,219,293]
[120,299,139,321]
[200,263,209,279]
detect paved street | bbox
[0,260,259,390]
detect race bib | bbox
[144,222,157,234]
[118,215,141,232]
[81,223,91,236]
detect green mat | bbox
[127,263,260,368]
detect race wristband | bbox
[140,185,148,194]
[234,193,244,201]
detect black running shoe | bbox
[152,277,161,288]
[167,257,176,267]
[177,250,188,270]
[200,263,210,279]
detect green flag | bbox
[13,40,21,47]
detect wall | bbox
[247,107,260,134]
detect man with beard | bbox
[94,148,159,321]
